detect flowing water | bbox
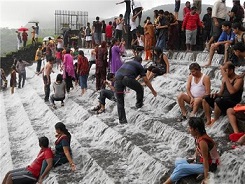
[0,50,244,184]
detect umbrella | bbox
[18,27,28,31]
[43,36,54,42]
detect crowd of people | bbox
[1,0,245,183]
[15,23,39,50]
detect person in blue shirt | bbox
[205,21,235,66]
[114,56,157,124]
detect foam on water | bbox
[0,50,244,184]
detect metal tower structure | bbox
[55,10,88,35]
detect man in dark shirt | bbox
[229,0,244,24]
[115,56,157,124]
[93,16,102,45]
[116,0,131,25]
[202,61,244,126]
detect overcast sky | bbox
[0,0,234,29]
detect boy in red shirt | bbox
[106,21,113,44]
[2,136,53,184]
[182,6,203,51]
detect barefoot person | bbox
[2,137,53,184]
[38,56,54,102]
[204,21,235,66]
[202,61,244,126]
[115,56,157,124]
[163,117,220,184]
[146,47,170,81]
[177,63,210,121]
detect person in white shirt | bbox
[131,0,143,26]
[177,63,210,121]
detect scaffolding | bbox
[55,10,88,35]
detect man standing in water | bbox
[38,57,54,102]
[115,56,157,124]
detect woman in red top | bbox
[77,50,90,95]
[163,117,220,184]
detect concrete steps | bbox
[1,50,245,184]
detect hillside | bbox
[0,3,221,57]
[0,28,54,57]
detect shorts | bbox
[10,167,37,184]
[185,29,197,45]
[204,95,239,114]
[86,36,92,41]
[131,29,137,41]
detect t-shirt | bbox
[202,14,212,31]
[115,60,146,79]
[132,0,142,9]
[212,0,227,19]
[158,15,169,36]
[93,21,102,33]
[27,148,53,178]
[53,81,66,98]
[182,12,203,31]
[218,31,236,42]
[106,25,113,38]
[231,4,244,23]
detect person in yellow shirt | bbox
[35,45,43,73]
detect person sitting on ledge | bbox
[40,122,76,174]
[2,137,53,184]
[163,117,220,184]
[131,30,145,57]
[202,61,244,126]
[146,47,170,81]
[227,105,245,142]
[204,21,235,66]
[177,63,210,121]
